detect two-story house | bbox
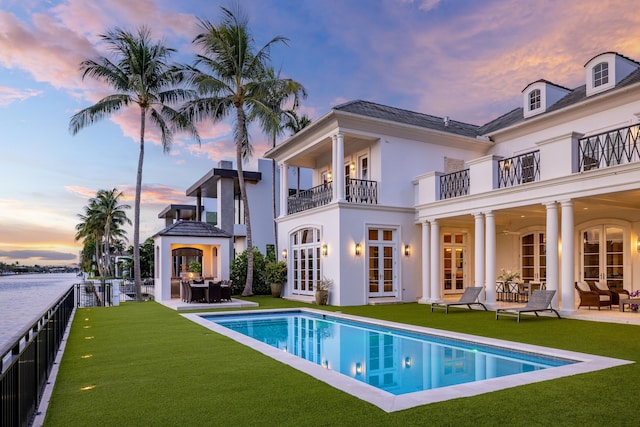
[266,52,640,310]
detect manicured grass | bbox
[45,298,639,426]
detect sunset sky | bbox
[2,0,640,266]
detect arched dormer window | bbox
[593,62,609,87]
[529,89,541,111]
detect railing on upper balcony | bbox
[288,182,333,214]
[498,150,540,188]
[579,123,640,171]
[346,178,378,204]
[439,169,470,200]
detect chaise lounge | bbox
[495,289,561,322]
[431,286,487,314]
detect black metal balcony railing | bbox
[439,169,470,200]
[498,150,540,188]
[346,178,378,204]
[579,123,640,171]
[288,182,333,214]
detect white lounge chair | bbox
[496,289,561,322]
[431,287,487,314]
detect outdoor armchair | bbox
[591,281,629,305]
[576,281,611,310]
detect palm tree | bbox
[75,199,104,277]
[93,188,131,277]
[182,6,303,296]
[69,27,199,300]
[283,110,312,194]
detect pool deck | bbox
[183,307,633,413]
[159,298,259,311]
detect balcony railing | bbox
[498,150,540,188]
[579,123,640,171]
[439,169,469,200]
[346,178,378,204]
[288,182,333,214]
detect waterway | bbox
[0,272,78,350]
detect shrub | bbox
[230,247,268,295]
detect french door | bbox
[521,232,546,282]
[367,228,397,297]
[443,232,466,294]
[582,226,624,289]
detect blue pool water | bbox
[203,311,575,396]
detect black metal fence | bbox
[439,169,470,199]
[346,178,378,204]
[287,182,333,214]
[579,123,640,171]
[498,150,540,188]
[0,285,75,427]
[75,281,112,308]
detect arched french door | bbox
[367,228,397,298]
[443,231,467,295]
[290,227,321,296]
[581,225,625,289]
[520,231,546,283]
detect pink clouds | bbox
[66,183,189,206]
[0,86,42,107]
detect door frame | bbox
[366,226,399,298]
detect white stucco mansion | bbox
[266,51,640,311]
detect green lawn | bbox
[45,298,640,426]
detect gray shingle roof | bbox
[334,100,480,138]
[154,220,231,238]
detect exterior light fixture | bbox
[350,162,356,172]
[355,243,361,256]
[404,245,410,256]
[327,171,332,181]
[322,244,328,256]
[637,238,640,252]
[355,362,362,375]
[404,356,412,368]
[282,249,288,259]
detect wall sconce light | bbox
[327,170,332,181]
[355,243,361,256]
[350,161,356,172]
[282,249,288,259]
[404,245,410,257]
[636,238,640,252]
[355,362,362,375]
[322,244,328,257]
[403,356,412,369]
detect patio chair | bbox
[431,287,487,314]
[591,281,629,306]
[495,289,561,322]
[575,281,611,310]
[208,281,222,303]
[221,280,232,302]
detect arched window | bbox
[529,89,541,111]
[593,62,609,87]
[171,247,203,277]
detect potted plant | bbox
[315,276,333,305]
[265,260,287,297]
[188,261,202,278]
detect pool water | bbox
[204,311,574,396]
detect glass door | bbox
[443,232,466,294]
[367,228,396,297]
[521,232,546,282]
[582,226,624,289]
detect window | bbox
[529,89,541,111]
[593,62,609,87]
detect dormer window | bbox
[529,89,541,111]
[593,62,609,87]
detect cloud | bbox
[0,250,77,261]
[0,86,42,107]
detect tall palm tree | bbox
[284,110,312,194]
[182,6,304,296]
[69,27,199,300]
[259,67,306,258]
[93,188,131,276]
[75,199,104,277]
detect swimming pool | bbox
[185,308,631,412]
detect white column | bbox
[279,162,288,217]
[561,200,575,313]
[474,213,485,289]
[485,211,496,305]
[419,221,431,303]
[430,219,441,301]
[331,135,338,201]
[545,202,559,307]
[336,133,345,201]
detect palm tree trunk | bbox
[133,107,145,301]
[237,107,254,296]
[271,135,278,258]
[94,234,103,277]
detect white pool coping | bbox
[183,308,633,413]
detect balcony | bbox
[439,169,470,200]
[287,178,378,214]
[498,150,540,188]
[579,123,640,171]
